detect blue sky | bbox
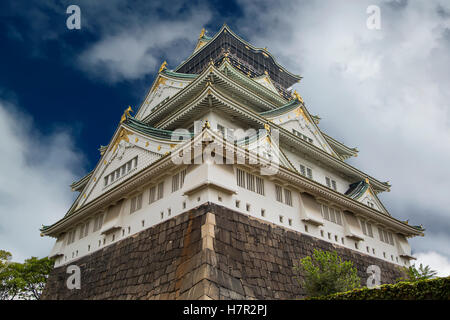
[1,0,450,275]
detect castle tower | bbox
[41,25,424,299]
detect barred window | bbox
[306,168,313,179]
[104,156,137,187]
[275,185,283,202]
[361,219,367,235]
[172,168,187,193]
[137,193,142,210]
[256,177,265,195]
[322,205,330,221]
[299,164,306,176]
[180,168,186,188]
[130,193,143,214]
[284,189,292,206]
[67,229,76,245]
[236,168,245,187]
[237,168,265,196]
[329,207,336,223]
[321,205,342,226]
[79,221,90,239]
[130,197,136,213]
[149,185,156,204]
[367,222,373,237]
[335,210,342,225]
[93,214,104,232]
[378,227,384,242]
[246,172,255,192]
[172,173,180,192]
[157,182,164,200]
[388,232,394,245]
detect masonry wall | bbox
[41,203,404,300]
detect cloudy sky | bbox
[0,0,449,276]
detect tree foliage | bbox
[0,250,54,300]
[396,263,438,283]
[293,249,360,298]
[310,276,450,300]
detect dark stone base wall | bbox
[42,203,403,300]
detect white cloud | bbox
[0,100,85,262]
[414,251,450,277]
[78,6,212,82]
[235,0,450,261]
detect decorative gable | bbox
[345,179,387,214]
[74,123,186,210]
[253,73,281,96]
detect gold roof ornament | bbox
[203,120,211,129]
[120,106,133,123]
[112,128,131,152]
[264,123,271,133]
[199,28,206,39]
[293,90,304,103]
[159,61,167,73]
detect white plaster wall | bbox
[52,163,410,268]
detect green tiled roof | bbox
[345,180,369,199]
[162,69,198,79]
[259,99,300,117]
[124,117,194,140]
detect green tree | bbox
[396,263,438,283]
[0,250,54,300]
[19,256,54,299]
[294,249,361,298]
[0,250,23,300]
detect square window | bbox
[288,219,292,226]
[261,209,265,217]
[279,215,284,223]
[246,204,251,212]
[331,180,337,191]
[320,230,324,237]
[235,200,240,208]
[306,168,313,179]
[304,225,308,232]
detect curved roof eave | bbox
[174,24,302,81]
